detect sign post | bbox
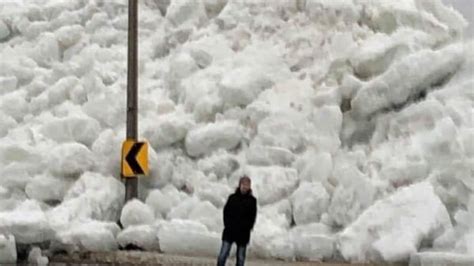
[124,0,139,202]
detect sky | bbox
[442,0,474,37]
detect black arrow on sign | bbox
[126,142,145,175]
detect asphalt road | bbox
[48,251,408,266]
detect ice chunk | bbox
[219,67,273,108]
[195,181,232,208]
[291,182,330,225]
[145,185,186,219]
[29,33,60,67]
[54,25,84,49]
[0,234,16,264]
[166,0,207,27]
[246,145,295,166]
[142,112,194,149]
[47,143,96,177]
[295,151,333,183]
[168,197,200,220]
[0,91,28,122]
[157,219,220,256]
[0,76,17,96]
[117,225,160,251]
[290,223,335,261]
[409,252,474,266]
[120,199,155,229]
[40,116,101,147]
[328,164,375,227]
[188,201,222,233]
[0,20,10,41]
[25,173,73,202]
[253,112,306,152]
[185,121,243,157]
[27,247,48,266]
[237,166,299,205]
[49,172,125,229]
[197,150,239,179]
[54,220,119,253]
[250,215,294,259]
[351,44,465,118]
[0,200,53,244]
[0,112,16,138]
[338,182,452,262]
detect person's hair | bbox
[235,175,252,194]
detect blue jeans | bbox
[217,240,247,266]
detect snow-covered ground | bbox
[0,0,473,264]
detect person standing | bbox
[217,176,257,266]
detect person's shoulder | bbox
[249,194,257,202]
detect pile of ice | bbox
[0,0,473,264]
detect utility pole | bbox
[125,0,138,201]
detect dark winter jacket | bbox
[222,189,257,246]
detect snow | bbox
[0,0,472,262]
[120,199,155,229]
[0,235,16,264]
[338,182,452,262]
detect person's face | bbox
[240,179,251,194]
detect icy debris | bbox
[250,215,294,260]
[30,33,60,67]
[120,199,155,229]
[117,225,160,251]
[40,116,101,147]
[291,182,330,225]
[352,44,465,118]
[246,145,295,166]
[54,24,84,50]
[253,112,307,152]
[167,197,200,220]
[240,166,299,205]
[166,0,207,27]
[185,121,243,157]
[338,182,452,262]
[295,151,333,183]
[54,220,119,253]
[28,247,48,266]
[0,234,16,264]
[188,201,222,233]
[0,112,16,138]
[219,67,273,108]
[0,200,53,244]
[25,173,72,202]
[290,223,335,261]
[0,20,10,41]
[49,172,125,229]
[0,76,18,96]
[409,252,474,266]
[197,150,239,179]
[47,143,96,177]
[328,164,375,227]
[195,181,232,208]
[142,112,194,149]
[145,185,186,219]
[157,219,220,256]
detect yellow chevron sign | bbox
[122,140,149,177]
